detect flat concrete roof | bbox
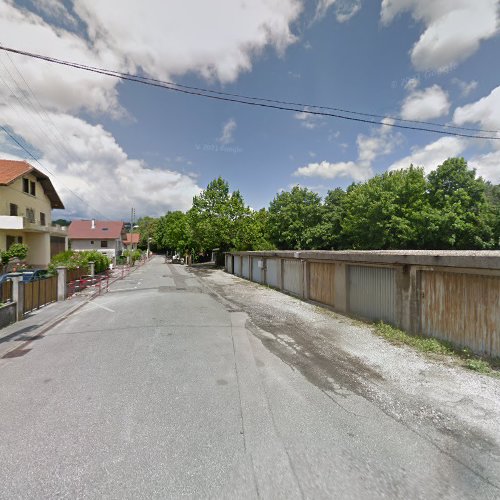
[228,250,500,270]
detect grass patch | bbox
[374,322,500,377]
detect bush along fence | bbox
[225,250,500,358]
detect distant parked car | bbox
[0,273,14,284]
[0,270,49,284]
[19,270,49,282]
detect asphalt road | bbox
[0,257,498,499]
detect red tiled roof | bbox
[0,159,64,209]
[68,220,124,239]
[123,233,140,244]
[0,159,31,184]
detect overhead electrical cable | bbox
[0,45,498,141]
[0,52,117,207]
[0,124,111,221]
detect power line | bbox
[0,52,117,207]
[0,44,498,141]
[0,124,110,220]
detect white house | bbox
[68,219,125,263]
[0,159,68,267]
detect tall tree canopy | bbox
[267,186,323,250]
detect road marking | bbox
[85,301,115,313]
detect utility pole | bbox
[128,207,135,264]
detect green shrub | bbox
[48,250,111,274]
[6,243,28,261]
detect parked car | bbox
[0,273,14,284]
[19,270,49,282]
[0,270,49,284]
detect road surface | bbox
[0,256,498,499]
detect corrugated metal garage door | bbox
[420,271,500,357]
[251,258,262,283]
[225,254,233,274]
[241,256,250,279]
[233,256,241,276]
[348,266,396,324]
[266,259,280,288]
[283,259,303,296]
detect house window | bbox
[30,181,36,196]
[9,203,18,216]
[26,208,35,223]
[23,178,29,193]
[100,240,108,248]
[90,240,94,245]
[40,212,46,226]
[6,235,15,249]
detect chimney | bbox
[91,219,95,229]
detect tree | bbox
[425,158,495,249]
[187,177,250,253]
[233,208,275,251]
[136,216,159,250]
[156,211,191,254]
[306,188,346,249]
[267,186,323,250]
[341,167,428,249]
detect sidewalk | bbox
[0,257,154,358]
[0,296,87,359]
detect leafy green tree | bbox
[187,177,250,252]
[306,188,346,249]
[233,208,275,251]
[136,216,158,250]
[484,182,500,247]
[156,211,191,254]
[268,186,323,250]
[341,167,428,249]
[424,158,495,249]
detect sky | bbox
[0,0,499,221]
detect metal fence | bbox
[23,276,58,314]
[66,267,89,283]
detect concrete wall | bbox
[225,250,500,357]
[0,302,16,329]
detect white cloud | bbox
[28,0,78,28]
[315,0,361,23]
[469,150,500,183]
[294,109,325,129]
[451,78,478,98]
[74,0,303,83]
[295,121,402,181]
[401,84,451,120]
[0,0,305,218]
[0,2,124,116]
[388,136,467,174]
[453,86,500,133]
[218,119,237,145]
[1,105,201,218]
[381,0,500,71]
[294,160,371,182]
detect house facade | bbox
[123,233,140,252]
[0,159,68,267]
[68,220,125,263]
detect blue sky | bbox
[1,0,499,220]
